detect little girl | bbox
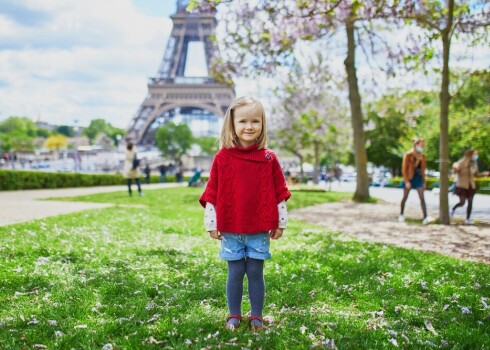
[199,96,291,331]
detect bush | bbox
[0,170,210,191]
[384,176,490,194]
[0,170,127,191]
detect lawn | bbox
[0,187,489,349]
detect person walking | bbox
[451,149,489,224]
[399,139,433,224]
[199,96,291,331]
[175,162,184,183]
[124,142,143,196]
[143,162,151,184]
[158,164,167,183]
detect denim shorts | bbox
[219,232,271,261]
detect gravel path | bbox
[290,200,490,264]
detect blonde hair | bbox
[219,96,268,149]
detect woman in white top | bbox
[124,142,143,196]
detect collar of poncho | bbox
[223,143,272,163]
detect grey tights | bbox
[226,258,265,322]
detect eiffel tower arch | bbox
[127,0,235,146]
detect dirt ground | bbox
[290,200,490,265]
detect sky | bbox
[0,1,488,130]
[0,0,178,128]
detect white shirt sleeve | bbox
[278,200,288,229]
[204,202,217,231]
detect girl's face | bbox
[233,105,263,147]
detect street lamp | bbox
[115,134,122,151]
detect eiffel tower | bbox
[127,0,235,146]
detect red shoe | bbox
[248,315,264,331]
[225,314,242,330]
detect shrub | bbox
[384,176,490,194]
[0,170,209,191]
[0,170,126,191]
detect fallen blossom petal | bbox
[74,324,88,329]
[390,338,398,347]
[424,320,438,336]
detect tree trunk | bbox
[344,21,370,202]
[438,0,454,225]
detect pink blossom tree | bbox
[189,0,402,202]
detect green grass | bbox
[1,188,489,349]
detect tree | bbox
[82,119,107,144]
[155,122,194,163]
[0,116,37,136]
[271,56,351,183]
[82,118,125,146]
[448,70,490,169]
[44,134,68,151]
[366,71,490,174]
[36,128,51,138]
[56,125,74,137]
[398,0,489,224]
[0,117,38,152]
[189,0,401,201]
[366,90,439,174]
[194,136,219,156]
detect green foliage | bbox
[36,128,51,138]
[0,187,489,348]
[194,136,219,156]
[447,70,490,169]
[0,117,38,152]
[366,90,439,172]
[155,122,194,162]
[82,119,125,145]
[366,71,490,172]
[55,125,74,137]
[0,116,37,136]
[0,171,191,191]
[0,170,126,190]
[385,176,490,193]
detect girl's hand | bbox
[209,230,222,240]
[269,228,283,240]
[405,182,411,190]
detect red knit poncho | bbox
[199,144,291,234]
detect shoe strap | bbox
[226,314,242,322]
[248,315,263,323]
